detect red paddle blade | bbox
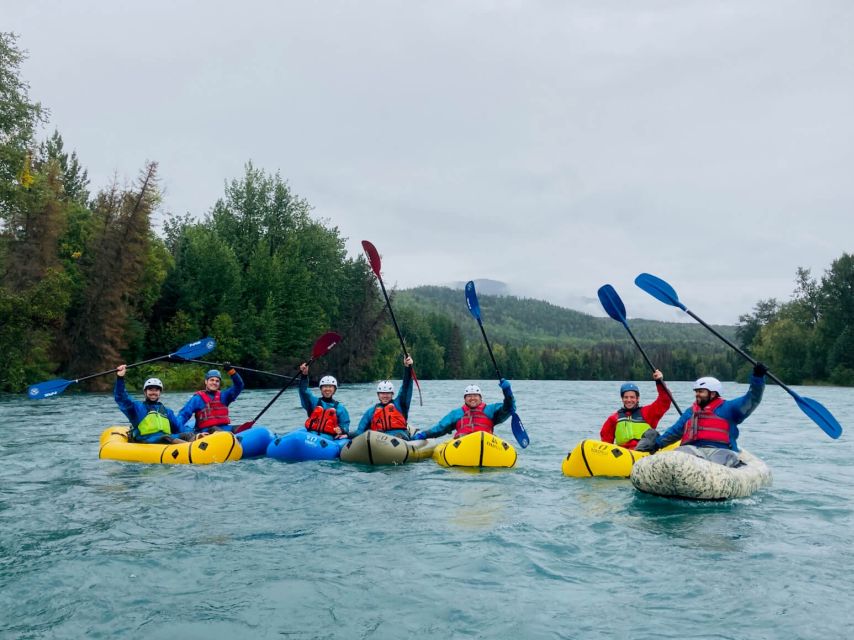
[312,332,342,359]
[234,421,255,434]
[361,240,382,277]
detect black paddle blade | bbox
[465,280,482,321]
[312,332,342,359]
[597,284,628,324]
[361,240,382,278]
[634,273,686,310]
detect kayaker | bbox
[113,365,194,444]
[298,363,350,439]
[177,366,244,435]
[637,363,768,466]
[353,355,414,439]
[411,380,514,440]
[599,369,672,450]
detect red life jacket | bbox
[682,397,731,446]
[194,390,230,430]
[454,403,495,438]
[370,403,407,432]
[305,402,340,436]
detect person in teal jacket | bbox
[640,363,767,467]
[412,380,515,440]
[113,365,193,444]
[353,356,414,439]
[298,363,350,438]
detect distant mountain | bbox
[445,279,510,296]
[397,285,735,348]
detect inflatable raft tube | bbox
[98,426,242,464]
[630,449,772,500]
[235,426,274,458]
[340,431,437,465]
[266,428,346,462]
[562,439,679,478]
[433,432,517,468]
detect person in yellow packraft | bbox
[599,369,671,451]
[411,380,515,440]
[113,365,194,444]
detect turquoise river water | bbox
[1,379,851,639]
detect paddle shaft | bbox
[476,320,503,380]
[73,355,172,384]
[682,307,793,392]
[181,359,298,383]
[620,321,683,415]
[375,275,410,359]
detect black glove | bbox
[635,428,660,453]
[753,361,768,377]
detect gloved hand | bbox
[223,361,236,375]
[499,379,512,394]
[411,431,427,441]
[753,361,768,377]
[635,428,660,453]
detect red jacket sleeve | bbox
[600,413,618,443]
[641,382,672,428]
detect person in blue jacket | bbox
[113,364,193,444]
[353,355,414,439]
[411,379,515,440]
[177,366,244,435]
[638,363,767,467]
[298,362,350,439]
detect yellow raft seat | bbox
[99,426,242,464]
[561,439,678,478]
[433,432,517,468]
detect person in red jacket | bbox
[599,370,672,450]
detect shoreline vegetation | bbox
[2,33,852,394]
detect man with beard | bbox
[639,363,768,467]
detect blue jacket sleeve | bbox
[165,407,184,434]
[336,404,351,432]
[486,388,516,426]
[423,408,464,438]
[177,394,200,428]
[354,406,375,437]
[723,374,765,424]
[396,366,414,419]
[220,371,244,405]
[113,378,140,425]
[299,375,318,415]
[656,408,692,447]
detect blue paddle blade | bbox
[634,273,687,311]
[597,284,628,324]
[172,337,217,360]
[465,281,482,321]
[792,393,843,439]
[511,412,529,448]
[28,378,73,400]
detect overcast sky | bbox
[5,1,853,324]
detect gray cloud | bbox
[7,0,853,323]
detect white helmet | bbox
[143,378,163,391]
[693,376,722,394]
[376,380,394,393]
[319,375,338,388]
[463,384,482,397]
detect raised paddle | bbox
[464,280,530,448]
[362,240,423,405]
[233,331,341,434]
[174,358,298,384]
[597,284,682,415]
[634,272,842,439]
[27,337,217,400]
